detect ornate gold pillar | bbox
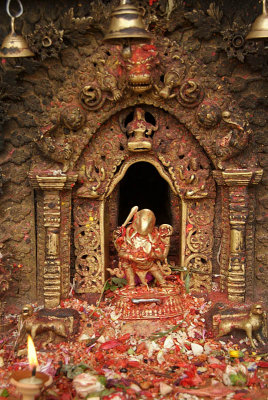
[213,169,263,302]
[30,174,77,308]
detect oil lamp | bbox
[0,0,34,58]
[10,335,52,400]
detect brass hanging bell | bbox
[0,0,34,58]
[246,0,268,40]
[104,0,151,41]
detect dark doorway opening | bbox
[118,162,172,226]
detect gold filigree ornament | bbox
[185,254,212,291]
[26,22,64,60]
[177,79,204,108]
[187,228,213,254]
[79,85,105,111]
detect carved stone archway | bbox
[72,106,215,297]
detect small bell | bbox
[0,0,34,58]
[246,0,268,40]
[104,0,151,41]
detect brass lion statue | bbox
[213,303,267,349]
[16,305,77,352]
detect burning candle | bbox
[10,335,53,400]
[19,336,42,385]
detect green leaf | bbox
[149,320,186,341]
[104,281,112,291]
[229,372,247,386]
[0,389,9,397]
[114,383,128,391]
[69,367,84,378]
[170,266,187,272]
[104,277,127,292]
[100,388,115,396]
[86,388,115,398]
[184,272,190,293]
[111,277,127,287]
[98,375,107,386]
[79,363,91,371]
[109,285,119,291]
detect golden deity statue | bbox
[109,206,173,288]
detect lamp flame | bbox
[27,335,38,370]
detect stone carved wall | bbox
[0,0,267,305]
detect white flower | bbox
[191,342,203,356]
[173,330,187,345]
[110,311,121,321]
[157,349,166,364]
[160,382,173,395]
[130,383,141,392]
[163,335,174,349]
[187,326,196,338]
[146,340,160,357]
[73,373,104,398]
[78,333,93,342]
[204,343,212,354]
[97,335,106,343]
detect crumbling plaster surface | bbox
[0,0,267,304]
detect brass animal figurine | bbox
[213,304,267,349]
[16,304,69,351]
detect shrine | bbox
[0,0,267,398]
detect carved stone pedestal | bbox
[112,286,183,320]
